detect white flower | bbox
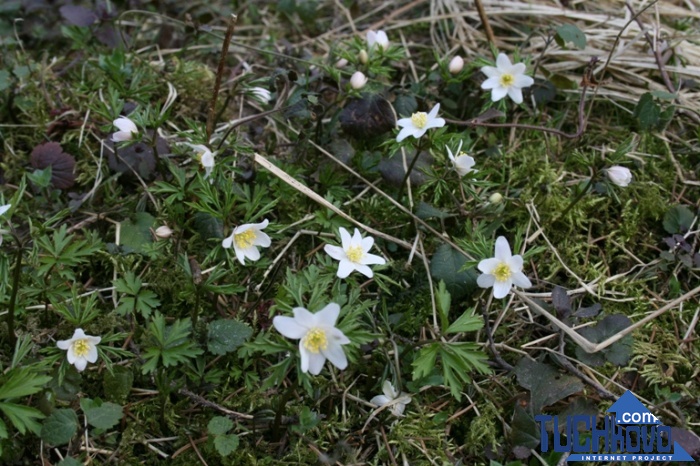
[449,55,464,74]
[250,87,271,104]
[396,103,446,142]
[370,380,412,416]
[606,166,632,187]
[335,58,349,68]
[0,203,10,247]
[350,71,368,90]
[367,30,389,51]
[112,117,138,142]
[56,328,101,372]
[273,303,350,375]
[191,144,215,180]
[446,141,476,177]
[477,236,532,299]
[222,219,271,265]
[480,53,534,104]
[324,227,386,279]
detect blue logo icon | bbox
[535,390,694,462]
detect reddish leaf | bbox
[59,5,97,27]
[30,142,76,189]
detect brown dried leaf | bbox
[30,142,76,189]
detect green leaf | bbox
[575,315,633,367]
[208,416,234,436]
[141,313,203,374]
[513,358,584,414]
[214,433,239,457]
[114,272,160,318]
[41,409,78,446]
[633,92,660,130]
[663,205,695,234]
[58,458,82,466]
[207,319,253,355]
[510,403,540,449]
[0,402,45,435]
[435,281,451,333]
[103,366,134,404]
[119,212,155,254]
[416,202,450,220]
[193,212,224,240]
[412,343,440,380]
[0,70,11,91]
[430,244,478,299]
[555,24,586,50]
[0,368,52,400]
[650,90,677,100]
[80,398,123,430]
[446,308,483,334]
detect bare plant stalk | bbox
[206,14,238,143]
[7,241,22,348]
[474,0,496,45]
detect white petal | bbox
[511,62,527,76]
[496,53,512,70]
[337,260,356,278]
[239,246,261,263]
[299,344,310,373]
[361,235,374,252]
[112,131,132,142]
[233,246,246,265]
[315,303,340,327]
[481,76,501,90]
[370,395,390,407]
[477,258,500,274]
[222,232,235,249]
[74,358,88,372]
[493,280,512,299]
[396,126,416,142]
[253,231,271,248]
[427,103,441,119]
[424,117,446,130]
[354,264,374,278]
[329,328,350,346]
[57,339,71,350]
[360,252,386,266]
[494,237,512,261]
[392,403,406,416]
[273,316,308,339]
[292,307,316,326]
[351,228,364,247]
[114,117,137,133]
[490,86,508,102]
[477,273,496,288]
[0,204,11,216]
[307,352,327,375]
[86,345,99,363]
[511,271,532,289]
[446,146,456,162]
[480,65,499,79]
[508,255,524,273]
[72,329,87,339]
[507,87,524,104]
[325,244,347,261]
[514,75,534,88]
[396,116,413,128]
[339,227,352,250]
[322,342,347,370]
[383,380,398,399]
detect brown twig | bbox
[178,387,254,420]
[473,0,496,45]
[446,57,598,139]
[206,14,238,143]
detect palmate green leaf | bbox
[0,368,52,400]
[0,402,45,435]
[446,308,484,334]
[412,343,440,380]
[80,398,123,430]
[35,225,103,280]
[141,313,203,374]
[0,418,8,439]
[40,408,78,446]
[114,271,161,318]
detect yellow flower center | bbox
[234,229,256,249]
[302,328,328,354]
[73,339,91,357]
[493,262,512,282]
[411,112,428,129]
[499,73,515,87]
[346,245,365,263]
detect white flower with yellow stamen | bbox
[56,328,101,372]
[272,303,350,375]
[396,103,445,142]
[480,53,534,104]
[324,227,386,279]
[191,144,215,181]
[477,236,532,299]
[222,219,271,265]
[446,141,477,177]
[370,380,412,416]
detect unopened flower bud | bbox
[155,225,173,239]
[606,166,632,187]
[489,193,503,204]
[449,55,464,74]
[335,58,348,68]
[358,49,369,65]
[350,71,368,90]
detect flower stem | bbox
[396,140,426,201]
[552,170,597,225]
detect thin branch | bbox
[206,14,237,143]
